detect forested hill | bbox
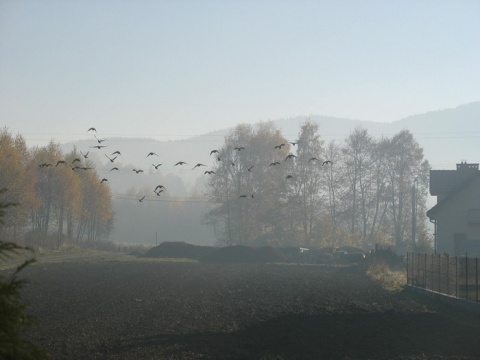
[60,101,480,194]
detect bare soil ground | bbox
[13,255,480,359]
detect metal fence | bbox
[407,252,480,302]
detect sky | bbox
[1,0,480,147]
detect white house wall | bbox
[436,177,480,255]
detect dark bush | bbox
[0,190,46,359]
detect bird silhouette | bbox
[56,160,66,167]
[269,161,280,167]
[133,169,144,174]
[154,185,166,192]
[289,141,299,146]
[322,160,333,166]
[192,163,206,170]
[284,154,297,162]
[247,165,255,172]
[94,135,107,143]
[110,167,119,171]
[274,144,286,149]
[71,158,81,164]
[286,175,294,180]
[152,164,162,169]
[111,151,122,156]
[154,189,164,196]
[239,194,248,198]
[204,170,215,175]
[210,150,219,155]
[88,127,96,132]
[80,151,89,158]
[308,157,319,163]
[38,163,52,168]
[146,152,158,158]
[90,145,108,149]
[234,147,245,151]
[230,161,235,166]
[100,178,108,183]
[174,161,187,166]
[105,154,118,163]
[138,196,146,202]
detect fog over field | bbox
[1,1,480,248]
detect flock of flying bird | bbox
[37,127,333,202]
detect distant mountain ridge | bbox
[61,101,480,193]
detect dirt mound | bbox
[142,241,215,260]
[200,245,285,263]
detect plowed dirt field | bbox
[17,258,480,359]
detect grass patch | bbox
[367,259,407,292]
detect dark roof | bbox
[430,167,479,195]
[427,174,480,219]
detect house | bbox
[426,162,480,255]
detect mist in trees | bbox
[0,128,113,248]
[0,122,431,252]
[205,122,430,252]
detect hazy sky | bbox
[1,0,479,146]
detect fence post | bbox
[446,254,449,295]
[476,257,478,302]
[438,253,441,293]
[455,256,458,298]
[424,253,427,289]
[465,253,468,301]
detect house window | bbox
[468,209,480,224]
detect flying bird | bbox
[100,178,108,183]
[71,158,81,164]
[210,150,219,155]
[154,185,166,192]
[56,160,66,167]
[88,127,96,132]
[90,145,108,149]
[133,169,144,174]
[234,147,245,151]
[146,152,158,158]
[38,163,52,168]
[138,196,146,202]
[110,167,119,171]
[204,170,215,175]
[154,189,164,196]
[289,141,299,146]
[274,144,286,149]
[80,151,89,158]
[152,163,162,169]
[239,194,248,198]
[105,154,118,163]
[284,154,297,162]
[94,135,107,143]
[286,175,294,180]
[192,163,206,170]
[247,165,255,172]
[174,161,187,166]
[269,161,281,167]
[308,157,319,163]
[111,151,122,156]
[322,160,333,166]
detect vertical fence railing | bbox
[407,252,480,302]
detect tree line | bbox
[204,121,432,252]
[0,128,113,248]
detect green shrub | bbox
[0,190,46,359]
